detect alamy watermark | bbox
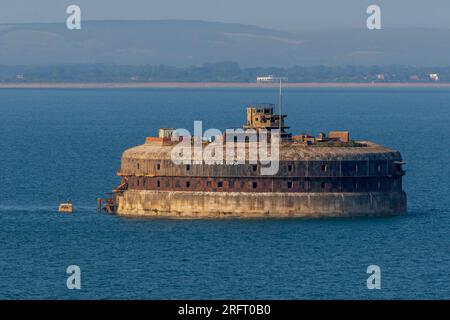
[367,265,381,289]
[66,5,81,30]
[170,121,280,176]
[66,265,81,290]
[367,5,381,30]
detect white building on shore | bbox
[429,73,439,81]
[256,75,288,83]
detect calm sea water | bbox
[0,88,449,299]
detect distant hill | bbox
[0,20,449,66]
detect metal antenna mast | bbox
[278,79,282,131]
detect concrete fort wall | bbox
[116,190,407,218]
[120,158,400,178]
[114,142,406,218]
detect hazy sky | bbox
[0,0,449,30]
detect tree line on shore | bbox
[1,62,448,83]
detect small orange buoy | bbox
[58,202,73,213]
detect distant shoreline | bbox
[1,82,450,89]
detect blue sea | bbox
[0,88,449,299]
